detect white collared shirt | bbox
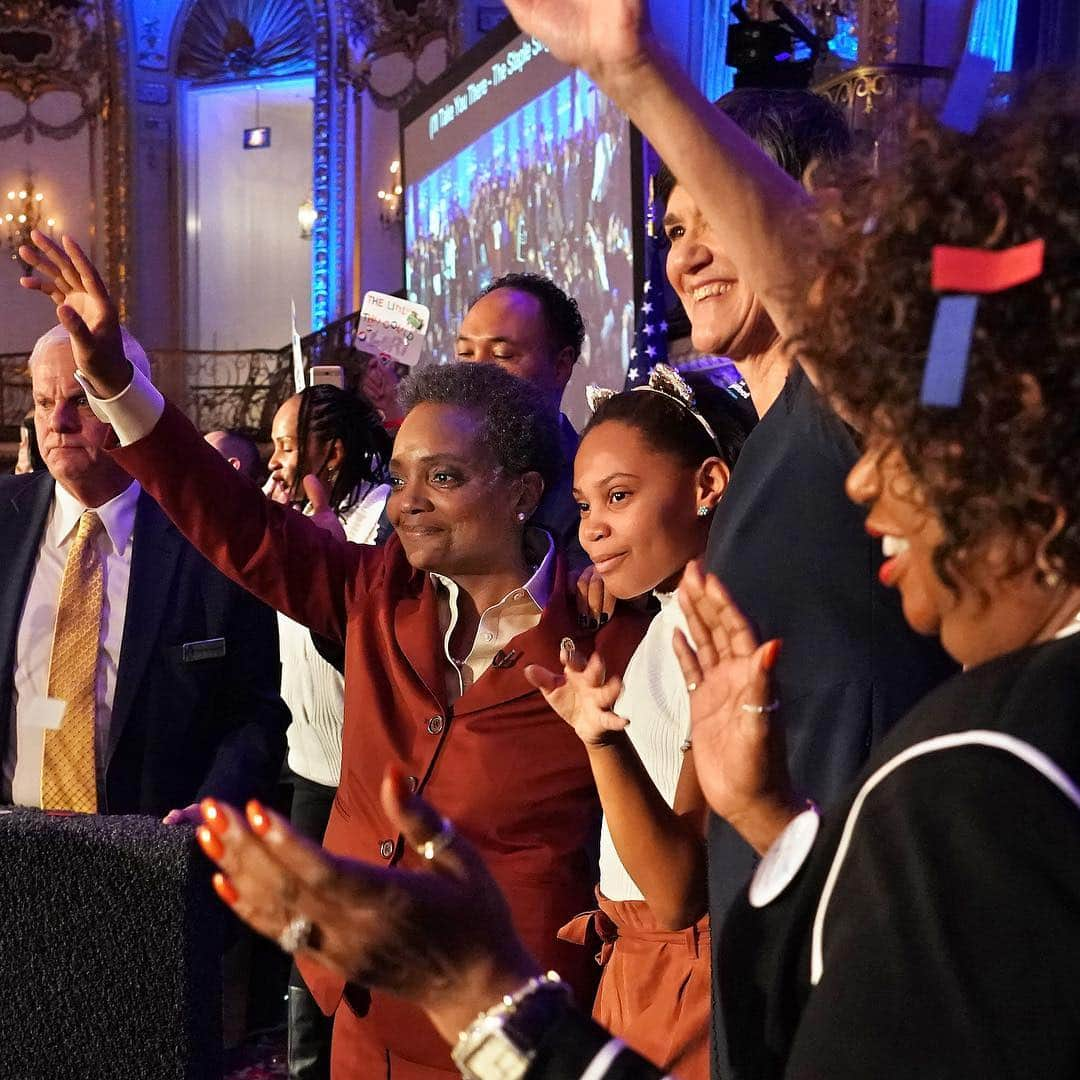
[3,480,141,807]
[431,528,556,703]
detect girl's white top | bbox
[598,589,694,902]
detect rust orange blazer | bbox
[113,403,648,1077]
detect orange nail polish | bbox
[197,825,224,860]
[201,799,227,836]
[246,800,269,836]
[212,872,239,906]
[764,639,783,671]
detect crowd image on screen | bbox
[405,69,636,407]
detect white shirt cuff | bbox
[74,363,165,447]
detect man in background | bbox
[456,272,585,563]
[0,326,287,819]
[204,428,264,484]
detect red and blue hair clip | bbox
[919,54,1045,407]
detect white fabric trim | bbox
[810,729,1080,985]
[579,1037,627,1080]
[74,363,164,446]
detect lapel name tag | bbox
[22,696,66,730]
[182,637,227,663]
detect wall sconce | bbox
[377,159,403,227]
[4,179,56,263]
[298,195,318,240]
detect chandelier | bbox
[3,180,56,264]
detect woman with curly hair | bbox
[669,84,1080,1078]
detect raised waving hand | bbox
[502,0,650,79]
[19,231,132,397]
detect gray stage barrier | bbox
[0,809,224,1080]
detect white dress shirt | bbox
[3,480,141,807]
[432,528,556,704]
[279,483,390,787]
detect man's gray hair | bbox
[29,324,152,378]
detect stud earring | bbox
[697,505,711,518]
[517,512,527,523]
[1036,552,1063,589]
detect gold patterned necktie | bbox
[41,509,106,812]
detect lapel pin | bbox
[492,648,519,669]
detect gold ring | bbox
[416,816,456,861]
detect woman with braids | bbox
[14,223,650,1080]
[525,367,754,1076]
[265,384,393,1079]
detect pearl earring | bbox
[517,512,527,522]
[697,505,711,517]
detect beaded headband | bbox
[586,363,722,450]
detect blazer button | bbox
[427,715,444,735]
[379,839,395,859]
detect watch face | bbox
[460,1032,531,1075]
[459,1033,531,1080]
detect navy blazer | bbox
[0,471,288,815]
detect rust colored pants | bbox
[560,891,712,1079]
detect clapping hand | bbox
[525,643,627,748]
[19,231,132,398]
[197,768,539,1043]
[672,560,800,853]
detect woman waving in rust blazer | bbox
[19,230,647,1080]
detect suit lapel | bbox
[109,493,184,760]
[0,474,55,735]
[453,555,586,718]
[388,544,450,713]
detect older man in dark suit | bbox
[0,326,287,819]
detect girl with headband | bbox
[525,366,755,1076]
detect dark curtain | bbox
[1014,0,1080,69]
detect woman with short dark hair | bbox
[16,224,650,1080]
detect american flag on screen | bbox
[624,194,669,390]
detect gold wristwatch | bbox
[451,971,572,1080]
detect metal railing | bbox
[0,326,358,443]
